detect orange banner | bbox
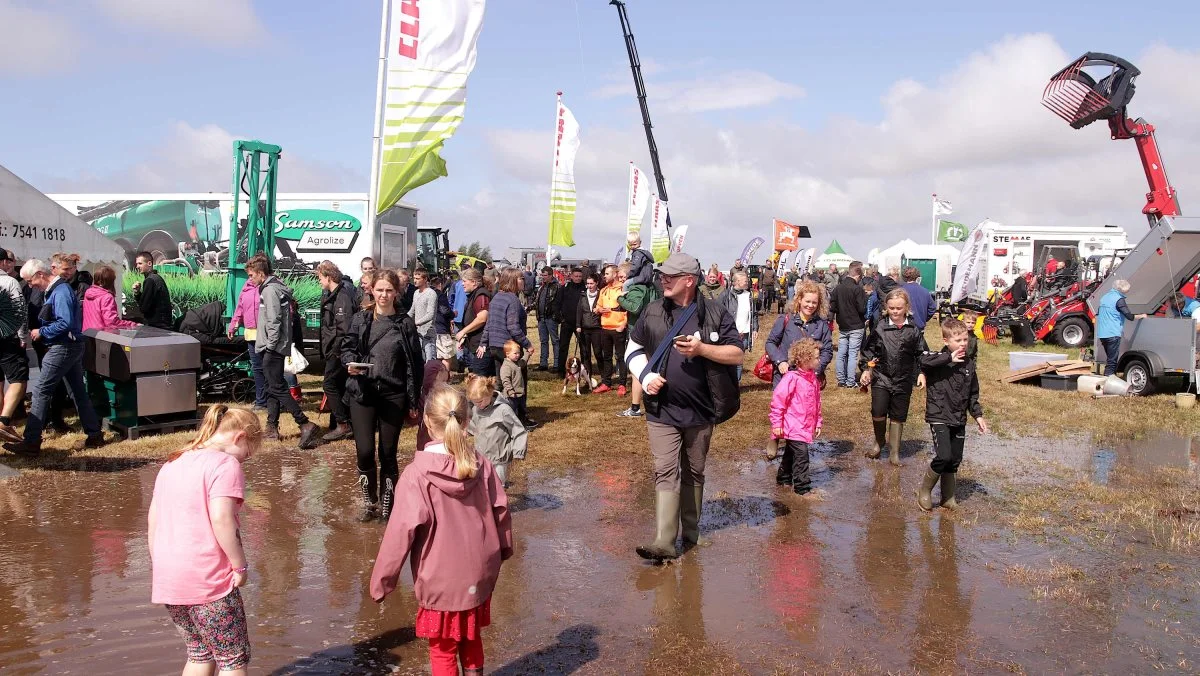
[773,219,801,251]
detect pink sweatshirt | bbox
[82,285,140,332]
[769,368,823,443]
[370,448,513,611]
[228,279,259,331]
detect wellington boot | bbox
[940,472,958,509]
[866,419,886,458]
[635,490,680,562]
[765,437,778,461]
[888,422,904,466]
[680,484,708,548]
[916,468,939,512]
[289,386,303,402]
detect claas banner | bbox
[772,219,809,251]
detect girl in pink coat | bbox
[82,266,140,332]
[371,383,513,676]
[770,338,823,495]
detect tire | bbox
[1053,317,1092,349]
[1123,358,1157,396]
[231,378,256,404]
[139,232,178,264]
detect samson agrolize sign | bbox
[273,209,363,254]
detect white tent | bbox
[0,163,125,273]
[868,238,961,291]
[813,239,855,271]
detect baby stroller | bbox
[178,301,257,403]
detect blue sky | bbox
[3,0,1200,264]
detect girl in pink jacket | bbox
[770,339,823,495]
[371,383,513,676]
[82,266,140,332]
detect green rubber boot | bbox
[916,468,939,512]
[866,419,886,458]
[680,484,708,548]
[940,472,958,509]
[636,491,680,562]
[888,422,904,466]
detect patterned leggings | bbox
[165,587,251,672]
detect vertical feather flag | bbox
[548,93,580,247]
[627,163,650,238]
[649,197,670,263]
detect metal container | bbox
[85,326,201,380]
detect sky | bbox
[3,0,1200,267]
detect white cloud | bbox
[429,34,1200,268]
[0,1,83,75]
[94,0,265,45]
[593,69,805,113]
[41,121,364,193]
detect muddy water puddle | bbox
[969,431,1200,487]
[0,436,1198,674]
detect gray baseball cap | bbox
[657,252,702,276]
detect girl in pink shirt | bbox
[770,339,823,495]
[81,265,140,332]
[371,384,513,676]
[148,405,262,676]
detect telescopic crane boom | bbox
[610,0,671,229]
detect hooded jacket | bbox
[769,368,823,443]
[82,285,139,332]
[859,317,928,391]
[38,277,84,344]
[320,278,357,359]
[576,288,601,330]
[229,279,259,334]
[256,276,295,355]
[467,393,528,465]
[699,280,726,301]
[921,347,984,425]
[416,361,450,452]
[340,309,424,406]
[623,248,654,290]
[369,448,514,611]
[136,269,173,330]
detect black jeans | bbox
[349,391,406,501]
[929,423,966,474]
[557,322,577,374]
[322,357,350,425]
[613,329,629,384]
[261,349,308,427]
[597,329,618,386]
[577,328,600,377]
[780,440,811,492]
[1100,336,1121,376]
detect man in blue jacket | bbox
[1096,280,1147,376]
[6,256,106,455]
[901,266,937,330]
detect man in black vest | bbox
[625,253,743,561]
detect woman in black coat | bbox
[340,268,424,522]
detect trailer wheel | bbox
[1053,317,1092,349]
[1123,358,1156,396]
[231,378,256,404]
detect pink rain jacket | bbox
[229,279,259,331]
[769,368,823,443]
[82,285,139,332]
[370,449,513,611]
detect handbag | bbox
[283,343,309,375]
[753,353,775,382]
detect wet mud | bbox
[1,432,1198,674]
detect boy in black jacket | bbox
[917,318,988,511]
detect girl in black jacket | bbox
[575,273,603,387]
[340,269,424,522]
[858,289,927,466]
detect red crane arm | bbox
[1107,117,1182,221]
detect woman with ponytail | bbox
[371,384,513,676]
[148,405,262,675]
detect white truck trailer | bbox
[975,222,1129,293]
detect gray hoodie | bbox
[467,393,528,465]
[256,276,294,354]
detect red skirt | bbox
[415,597,492,641]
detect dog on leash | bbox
[561,356,590,395]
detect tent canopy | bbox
[0,163,126,272]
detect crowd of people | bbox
[1,239,997,675]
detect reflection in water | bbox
[911,517,973,674]
[857,468,914,625]
[766,505,821,647]
[639,555,707,673]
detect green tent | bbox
[815,239,854,271]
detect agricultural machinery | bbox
[1043,52,1200,395]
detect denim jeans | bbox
[26,340,101,444]
[836,328,865,386]
[420,335,436,363]
[246,340,267,407]
[538,318,560,369]
[737,333,752,382]
[1100,336,1121,376]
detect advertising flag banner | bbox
[373,0,486,215]
[776,249,791,273]
[548,95,580,247]
[613,243,627,266]
[937,219,967,243]
[649,197,670,263]
[671,224,689,254]
[739,237,766,266]
[627,163,650,237]
[773,218,802,251]
[951,221,989,303]
[933,197,953,216]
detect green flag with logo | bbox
[937,220,967,243]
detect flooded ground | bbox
[1,431,1198,674]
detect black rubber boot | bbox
[776,445,794,485]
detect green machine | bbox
[224,140,281,321]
